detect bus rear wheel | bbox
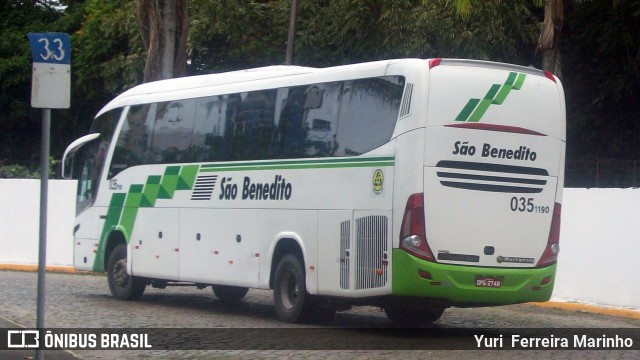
[107,244,146,300]
[273,254,310,323]
[212,285,249,302]
[273,254,336,323]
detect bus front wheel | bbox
[107,244,146,300]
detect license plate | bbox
[475,276,503,288]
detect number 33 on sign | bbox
[27,32,71,109]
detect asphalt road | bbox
[1,270,639,359]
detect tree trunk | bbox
[159,0,176,80]
[138,0,188,82]
[538,0,564,79]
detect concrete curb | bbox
[526,301,640,320]
[0,264,78,273]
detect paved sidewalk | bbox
[0,317,81,360]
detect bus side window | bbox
[303,83,340,157]
[334,77,403,156]
[193,96,217,162]
[109,104,153,178]
[190,94,239,162]
[231,90,277,160]
[277,86,306,158]
[149,99,196,164]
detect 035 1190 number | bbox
[510,197,550,213]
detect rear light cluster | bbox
[399,193,435,262]
[544,71,557,83]
[428,58,442,69]
[536,203,561,267]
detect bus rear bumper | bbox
[391,249,556,306]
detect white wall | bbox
[0,179,76,266]
[553,188,640,309]
[0,180,638,309]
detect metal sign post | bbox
[27,32,71,360]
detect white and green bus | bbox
[62,58,565,324]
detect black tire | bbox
[107,244,146,300]
[385,305,445,326]
[273,254,311,323]
[212,285,249,302]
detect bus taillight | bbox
[536,203,561,267]
[400,193,436,262]
[544,70,557,83]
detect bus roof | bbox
[115,65,317,100]
[96,60,400,116]
[96,58,554,117]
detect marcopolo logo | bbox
[456,72,526,123]
[497,256,535,264]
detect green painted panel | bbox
[391,249,556,305]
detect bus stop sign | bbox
[27,32,71,109]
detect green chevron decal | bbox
[455,72,526,123]
[93,165,199,271]
[92,157,394,271]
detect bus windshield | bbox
[73,109,120,214]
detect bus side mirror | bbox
[61,133,101,180]
[61,155,74,179]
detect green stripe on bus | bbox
[199,156,395,170]
[177,165,199,190]
[158,167,180,199]
[455,98,480,121]
[200,161,395,172]
[493,72,517,105]
[94,158,393,271]
[94,193,126,272]
[513,73,526,90]
[95,164,201,271]
[141,176,162,207]
[455,72,527,123]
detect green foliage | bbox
[188,0,538,70]
[57,0,144,166]
[1,0,640,177]
[0,0,145,168]
[0,162,39,179]
[0,1,64,163]
[294,0,390,65]
[416,0,540,63]
[73,0,144,102]
[0,157,57,179]
[188,0,290,73]
[563,0,640,160]
[416,0,539,63]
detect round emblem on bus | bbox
[372,169,384,194]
